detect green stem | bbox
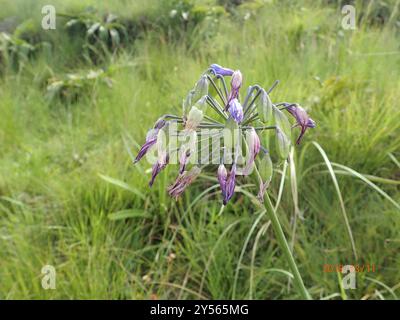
[263,193,312,300]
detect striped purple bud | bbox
[223,164,237,205]
[149,151,169,187]
[228,98,244,123]
[210,64,234,76]
[134,119,167,164]
[179,148,191,174]
[168,166,201,200]
[285,104,316,145]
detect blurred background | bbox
[0,0,399,299]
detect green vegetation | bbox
[0,0,399,299]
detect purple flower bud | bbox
[149,152,169,187]
[307,118,316,128]
[228,98,244,123]
[217,164,228,197]
[179,148,191,174]
[285,104,316,144]
[134,135,157,164]
[134,119,167,164]
[227,70,242,105]
[168,166,201,200]
[243,127,261,175]
[210,64,234,76]
[223,164,237,205]
[231,70,242,91]
[154,118,166,130]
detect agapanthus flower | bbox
[168,166,201,200]
[149,151,169,187]
[134,119,167,163]
[134,64,315,205]
[227,98,244,123]
[210,64,234,76]
[285,104,316,145]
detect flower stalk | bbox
[263,192,312,300]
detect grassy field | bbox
[0,0,399,299]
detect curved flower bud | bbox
[223,164,237,205]
[210,64,234,76]
[217,163,228,198]
[154,118,166,130]
[178,131,197,174]
[285,104,316,144]
[168,166,201,200]
[185,106,204,131]
[134,119,167,164]
[228,98,244,123]
[179,148,191,174]
[149,151,169,187]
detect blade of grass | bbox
[331,163,400,210]
[98,173,146,200]
[312,142,358,260]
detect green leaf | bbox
[257,90,273,123]
[98,174,146,200]
[108,209,150,220]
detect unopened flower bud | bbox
[192,75,208,103]
[185,106,204,130]
[210,64,234,76]
[228,98,243,123]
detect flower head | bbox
[168,166,201,200]
[285,104,316,144]
[227,98,244,123]
[134,66,315,205]
[210,64,234,76]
